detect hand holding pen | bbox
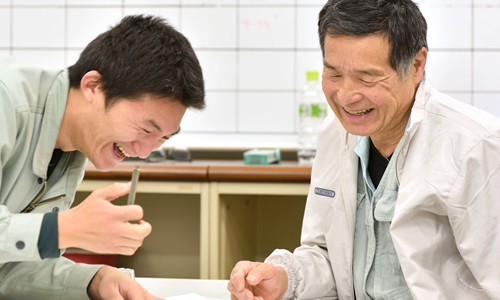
[58,165,151,255]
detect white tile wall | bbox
[13,0,65,5]
[123,7,180,29]
[238,51,294,90]
[0,0,499,149]
[296,6,322,49]
[68,0,121,5]
[13,8,65,48]
[447,93,472,105]
[125,0,179,4]
[0,8,9,48]
[425,51,472,92]
[67,50,81,68]
[181,7,237,49]
[239,7,294,49]
[473,52,500,92]
[420,2,472,49]
[67,8,122,48]
[196,50,237,90]
[474,5,500,49]
[182,0,236,5]
[474,94,500,118]
[181,92,237,132]
[240,0,293,5]
[238,92,294,133]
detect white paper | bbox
[165,293,227,300]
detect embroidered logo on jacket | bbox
[314,187,335,198]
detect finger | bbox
[97,182,132,201]
[230,261,255,292]
[121,284,148,300]
[246,263,277,286]
[111,245,139,256]
[120,220,152,240]
[109,204,144,222]
[134,220,152,237]
[103,288,125,300]
[227,282,254,300]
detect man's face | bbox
[322,34,419,142]
[80,92,186,171]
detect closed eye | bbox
[142,128,151,134]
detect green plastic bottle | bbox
[297,70,327,165]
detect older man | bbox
[228,0,500,299]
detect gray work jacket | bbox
[0,55,103,299]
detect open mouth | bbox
[113,143,131,158]
[344,108,373,115]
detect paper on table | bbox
[165,293,227,300]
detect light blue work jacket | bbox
[0,55,103,299]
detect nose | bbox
[336,78,363,105]
[133,137,164,159]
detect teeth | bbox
[345,108,372,115]
[116,143,131,157]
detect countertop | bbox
[84,159,312,182]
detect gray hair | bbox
[318,0,428,79]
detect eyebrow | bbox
[323,61,382,76]
[147,119,181,139]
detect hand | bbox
[89,266,162,300]
[58,182,152,255]
[227,261,288,300]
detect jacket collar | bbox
[407,72,431,134]
[32,71,70,179]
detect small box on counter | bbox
[243,148,281,165]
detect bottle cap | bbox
[306,70,319,81]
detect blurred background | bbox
[0,0,498,150]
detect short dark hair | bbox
[318,0,428,79]
[68,15,205,110]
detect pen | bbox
[128,164,140,205]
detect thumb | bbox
[100,182,132,202]
[246,263,279,286]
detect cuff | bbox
[272,263,298,300]
[65,263,106,300]
[6,212,44,261]
[38,212,59,259]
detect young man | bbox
[228,0,500,299]
[0,15,204,299]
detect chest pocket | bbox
[374,190,398,222]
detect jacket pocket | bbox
[456,262,488,299]
[457,263,482,291]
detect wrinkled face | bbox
[322,34,418,141]
[81,92,186,171]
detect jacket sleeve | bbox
[265,192,338,299]
[447,136,500,298]
[0,257,105,299]
[265,117,340,300]
[0,80,49,263]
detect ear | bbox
[80,70,102,103]
[412,47,428,84]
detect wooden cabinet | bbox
[74,161,311,280]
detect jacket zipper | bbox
[21,181,65,213]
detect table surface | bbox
[137,278,231,299]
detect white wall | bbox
[0,0,499,149]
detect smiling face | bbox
[322,34,425,149]
[79,92,186,171]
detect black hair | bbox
[68,15,205,109]
[318,0,428,79]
